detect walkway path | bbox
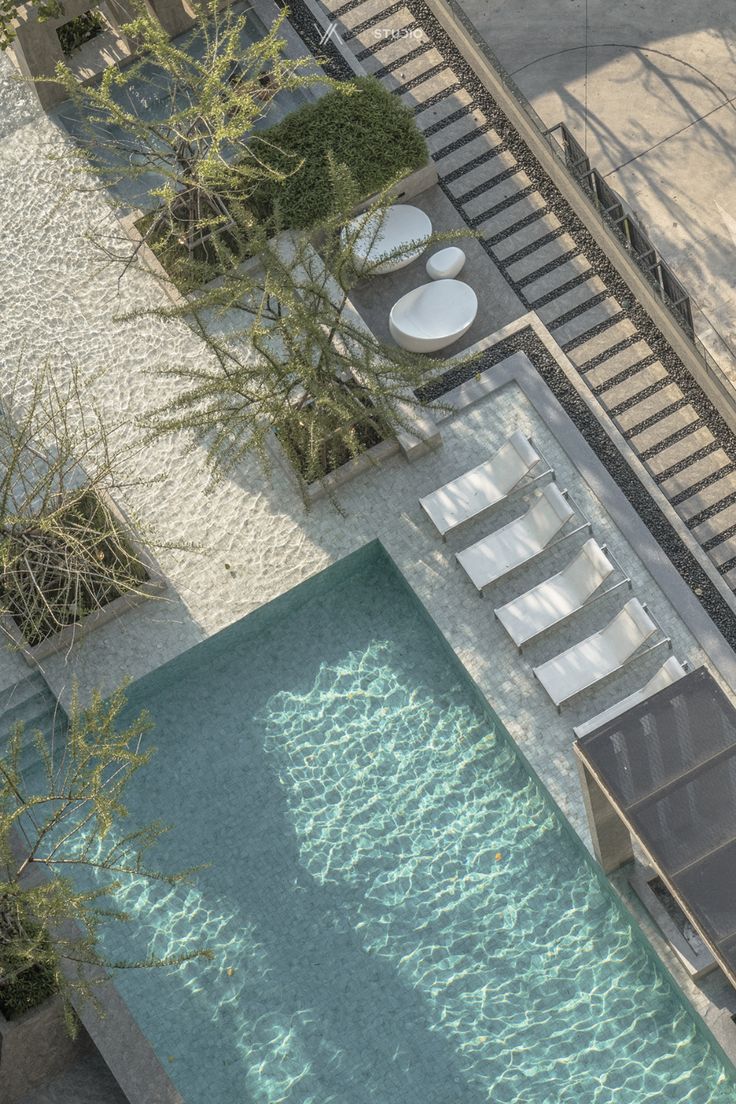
[317,0,736,592]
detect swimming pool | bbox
[80,542,736,1102]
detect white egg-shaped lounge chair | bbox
[343,203,432,275]
[389,279,478,353]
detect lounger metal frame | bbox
[497,542,633,654]
[534,601,673,713]
[427,437,555,542]
[469,487,593,597]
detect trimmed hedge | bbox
[251,77,428,229]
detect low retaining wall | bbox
[0,996,81,1104]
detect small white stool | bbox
[426,246,465,280]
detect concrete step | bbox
[596,359,667,410]
[644,427,717,479]
[535,274,608,325]
[436,133,508,179]
[520,253,591,303]
[680,472,736,524]
[358,32,432,70]
[340,0,409,34]
[416,92,480,142]
[491,213,562,262]
[662,449,733,503]
[615,383,685,434]
[505,232,578,283]
[584,341,656,391]
[476,191,548,241]
[692,500,736,547]
[445,153,519,199]
[0,677,62,776]
[551,297,622,349]
[565,318,638,368]
[710,532,736,567]
[398,66,459,109]
[461,169,533,221]
[18,1044,127,1104]
[630,407,701,459]
[0,673,47,719]
[371,47,446,88]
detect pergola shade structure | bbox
[574,665,736,990]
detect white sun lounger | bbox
[420,431,550,539]
[533,597,669,711]
[456,483,587,595]
[573,656,688,738]
[494,539,630,652]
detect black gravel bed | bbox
[416,327,736,649]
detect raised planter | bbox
[1,489,166,666]
[8,0,201,110]
[118,161,439,306]
[0,994,82,1104]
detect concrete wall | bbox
[9,0,198,109]
[0,996,82,1104]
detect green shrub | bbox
[0,923,57,1021]
[251,77,428,228]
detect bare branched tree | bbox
[51,0,340,284]
[0,680,211,1028]
[132,164,473,493]
[0,361,162,649]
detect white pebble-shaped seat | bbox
[342,204,432,274]
[426,246,466,280]
[389,279,478,353]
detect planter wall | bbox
[0,995,82,1104]
[1,489,167,666]
[8,0,201,110]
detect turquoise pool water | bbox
[79,544,735,1102]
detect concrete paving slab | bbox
[644,426,717,477]
[521,252,591,301]
[434,131,505,174]
[680,472,736,520]
[476,195,547,243]
[598,360,668,408]
[583,340,654,388]
[565,317,637,366]
[492,211,562,260]
[661,449,732,498]
[615,382,684,433]
[460,168,532,219]
[536,273,608,323]
[630,405,699,454]
[504,232,577,281]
